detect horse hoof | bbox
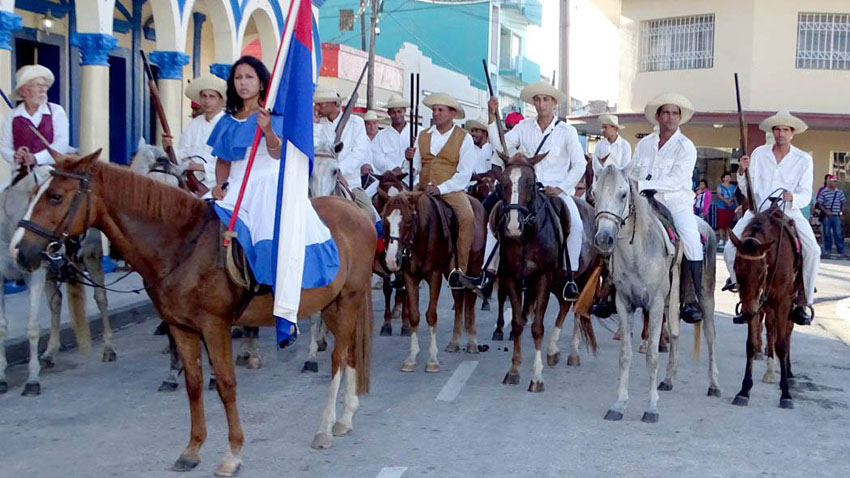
[547,352,560,367]
[158,381,179,392]
[779,398,795,410]
[332,422,351,437]
[40,356,55,368]
[208,378,217,390]
[567,355,581,367]
[214,459,242,477]
[380,324,392,336]
[641,411,659,423]
[657,381,673,392]
[401,362,416,373]
[762,373,776,384]
[102,349,117,362]
[301,361,319,373]
[465,343,480,354]
[658,343,669,353]
[732,395,749,407]
[481,300,491,311]
[445,343,460,353]
[317,339,328,352]
[638,343,647,354]
[754,352,765,361]
[171,454,200,471]
[246,357,262,369]
[508,331,516,341]
[503,372,520,385]
[400,327,412,337]
[528,381,545,393]
[707,387,721,398]
[492,330,504,341]
[22,382,40,396]
[425,361,440,373]
[604,410,623,421]
[311,433,333,450]
[235,354,249,367]
[0,381,7,394]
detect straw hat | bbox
[363,110,379,122]
[384,94,410,110]
[184,74,226,103]
[12,65,55,101]
[520,81,567,105]
[313,84,343,104]
[644,92,694,125]
[423,92,465,119]
[598,113,624,130]
[759,111,808,134]
[464,119,488,132]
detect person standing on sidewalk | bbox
[715,172,738,247]
[817,175,846,258]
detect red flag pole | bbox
[223,0,301,246]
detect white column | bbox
[0,10,22,118]
[149,51,189,145]
[70,33,118,160]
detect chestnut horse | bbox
[12,151,374,476]
[381,191,485,372]
[492,153,598,392]
[729,205,799,409]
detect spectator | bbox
[715,172,738,246]
[817,175,846,258]
[694,179,712,221]
[816,173,831,202]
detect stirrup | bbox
[721,278,738,293]
[562,280,579,302]
[680,301,704,324]
[790,304,814,326]
[447,268,465,290]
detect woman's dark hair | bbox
[225,56,271,115]
[699,179,709,188]
[722,171,732,179]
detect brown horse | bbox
[492,153,597,392]
[729,206,798,409]
[12,150,375,475]
[381,190,485,372]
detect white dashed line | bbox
[376,466,408,478]
[436,360,478,402]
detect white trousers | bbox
[671,209,704,261]
[724,209,820,305]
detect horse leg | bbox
[331,291,367,438]
[605,295,633,421]
[546,302,566,367]
[763,315,778,384]
[703,300,721,397]
[244,327,261,369]
[302,314,321,373]
[754,312,765,360]
[380,277,393,336]
[201,322,244,477]
[158,328,182,392]
[446,289,463,353]
[659,314,678,392]
[312,306,345,449]
[84,253,116,362]
[235,330,250,367]
[41,276,62,368]
[463,290,479,353]
[169,325,206,471]
[733,312,760,406]
[401,273,421,372]
[658,316,669,353]
[528,281,550,393]
[639,310,649,354]
[776,317,794,409]
[0,274,7,393]
[786,326,794,380]
[492,285,506,341]
[642,301,664,423]
[22,269,47,396]
[317,320,329,351]
[396,280,410,336]
[503,279,523,385]
[425,272,442,373]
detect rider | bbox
[591,114,632,188]
[464,118,495,190]
[482,81,586,300]
[723,111,819,325]
[406,92,478,290]
[631,93,705,324]
[371,95,411,176]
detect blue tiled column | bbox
[210,63,232,81]
[0,11,23,116]
[69,33,119,158]
[148,51,190,145]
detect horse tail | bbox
[579,315,597,355]
[355,288,373,396]
[67,281,91,354]
[693,320,701,360]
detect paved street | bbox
[1,256,849,478]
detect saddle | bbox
[643,192,706,247]
[219,221,271,295]
[765,205,803,265]
[427,194,460,262]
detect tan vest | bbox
[418,126,468,186]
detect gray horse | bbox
[593,165,719,423]
[0,167,112,396]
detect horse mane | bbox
[739,211,782,255]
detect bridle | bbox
[594,180,637,244]
[500,164,543,234]
[385,204,418,265]
[149,157,186,189]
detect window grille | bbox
[832,151,850,180]
[639,14,715,72]
[796,13,850,70]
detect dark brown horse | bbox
[729,206,799,409]
[12,151,375,475]
[381,190,485,372]
[492,153,597,392]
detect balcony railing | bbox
[499,55,540,84]
[501,0,543,27]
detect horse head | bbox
[728,228,774,320]
[498,151,547,239]
[373,171,408,215]
[11,149,102,271]
[310,140,344,197]
[593,164,633,255]
[130,137,186,188]
[380,191,422,272]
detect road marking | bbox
[436,360,478,402]
[377,466,408,478]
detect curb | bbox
[5,300,158,366]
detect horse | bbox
[0,168,112,396]
[12,150,375,475]
[381,190,485,372]
[728,205,799,409]
[593,165,720,423]
[491,152,598,392]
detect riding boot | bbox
[721,277,738,293]
[789,288,813,325]
[276,317,298,349]
[561,243,579,301]
[680,260,704,324]
[591,293,617,318]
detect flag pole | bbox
[223,0,302,246]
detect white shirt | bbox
[630,129,697,214]
[738,144,813,213]
[472,143,494,175]
[0,102,70,165]
[313,113,371,188]
[412,125,476,195]
[176,110,224,189]
[371,123,411,175]
[489,117,585,195]
[592,134,632,178]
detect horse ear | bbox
[395,172,408,181]
[728,230,743,249]
[584,152,592,162]
[48,147,69,164]
[72,149,102,169]
[600,154,610,162]
[497,150,510,164]
[528,151,549,166]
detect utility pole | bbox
[366,0,378,109]
[558,0,570,118]
[360,0,367,51]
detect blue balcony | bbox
[501,0,543,27]
[499,55,541,84]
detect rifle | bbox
[734,73,756,213]
[482,59,508,155]
[140,51,208,196]
[334,62,370,146]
